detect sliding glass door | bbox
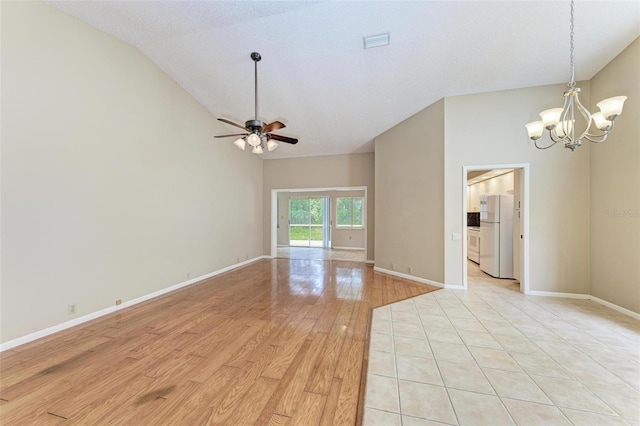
[289,197,330,248]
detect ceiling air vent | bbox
[363,33,390,49]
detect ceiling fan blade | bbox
[218,118,249,131]
[262,121,286,133]
[214,133,248,138]
[269,134,298,145]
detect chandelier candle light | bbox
[525,0,627,151]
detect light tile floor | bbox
[364,261,640,425]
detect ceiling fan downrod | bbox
[250,52,261,126]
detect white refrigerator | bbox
[479,194,514,278]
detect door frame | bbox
[271,186,367,260]
[462,163,530,293]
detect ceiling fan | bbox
[215,52,298,154]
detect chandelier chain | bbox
[569,0,575,87]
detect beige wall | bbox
[444,84,592,292]
[263,153,374,259]
[373,41,637,307]
[277,191,365,249]
[589,37,640,313]
[375,99,445,283]
[1,2,263,343]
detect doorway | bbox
[462,164,529,293]
[270,187,368,261]
[289,197,330,248]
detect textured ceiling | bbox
[47,1,640,159]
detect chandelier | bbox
[525,0,627,151]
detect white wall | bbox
[277,190,365,249]
[444,84,591,293]
[263,153,374,260]
[589,37,640,313]
[1,2,263,344]
[375,99,445,283]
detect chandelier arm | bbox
[582,134,609,144]
[535,138,559,150]
[559,94,574,143]
[573,92,593,142]
[548,126,566,144]
[582,121,615,143]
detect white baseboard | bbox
[526,290,640,320]
[364,260,375,265]
[332,246,365,251]
[373,267,444,288]
[590,296,640,320]
[526,290,591,299]
[444,284,465,290]
[0,256,267,352]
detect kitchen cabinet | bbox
[468,185,480,212]
[513,169,523,210]
[468,171,514,212]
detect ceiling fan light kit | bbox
[233,138,246,150]
[215,52,298,154]
[525,0,627,151]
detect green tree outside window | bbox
[337,197,363,228]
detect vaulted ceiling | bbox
[48,1,640,159]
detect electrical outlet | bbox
[68,304,77,315]
[392,263,396,271]
[115,299,122,306]
[245,254,249,260]
[409,267,413,274]
[186,272,190,279]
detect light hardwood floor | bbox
[277,247,366,262]
[0,259,438,425]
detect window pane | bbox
[290,225,310,241]
[352,198,363,227]
[309,198,323,225]
[337,197,351,226]
[290,198,309,225]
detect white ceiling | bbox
[47,1,639,159]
